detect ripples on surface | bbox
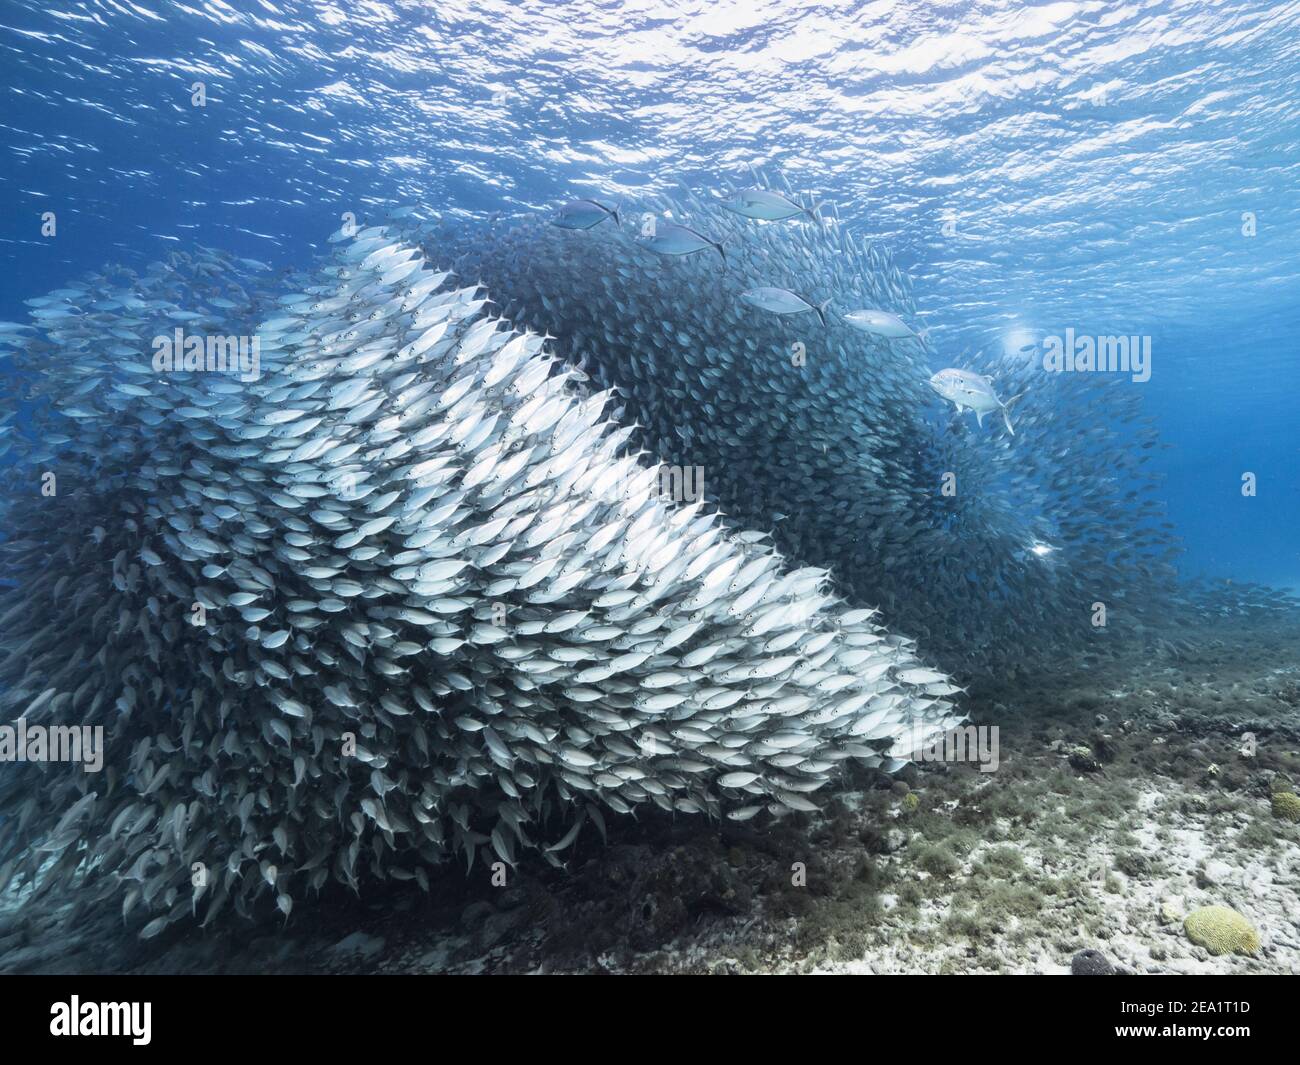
[0,0,1297,578]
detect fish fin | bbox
[975,409,986,427]
[1001,391,1026,436]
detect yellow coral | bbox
[1183,906,1259,957]
[1271,791,1300,822]
[902,792,919,813]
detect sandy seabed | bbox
[3,617,1298,976]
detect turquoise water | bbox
[1,0,1296,581]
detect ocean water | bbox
[3,0,1297,585]
[1,1,1299,977]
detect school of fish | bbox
[424,178,1295,677]
[0,221,965,936]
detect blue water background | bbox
[1,0,1296,588]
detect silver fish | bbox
[843,307,917,339]
[740,287,829,326]
[0,221,963,941]
[723,187,820,223]
[641,221,726,264]
[551,199,621,231]
[928,368,1025,435]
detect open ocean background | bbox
[1,0,1297,589]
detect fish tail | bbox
[816,298,832,328]
[1001,391,1026,436]
[607,204,621,227]
[712,240,727,266]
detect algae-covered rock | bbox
[1271,791,1300,822]
[1068,746,1102,773]
[1183,905,1259,956]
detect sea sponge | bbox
[1270,791,1300,822]
[1183,905,1260,956]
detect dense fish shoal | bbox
[0,223,962,937]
